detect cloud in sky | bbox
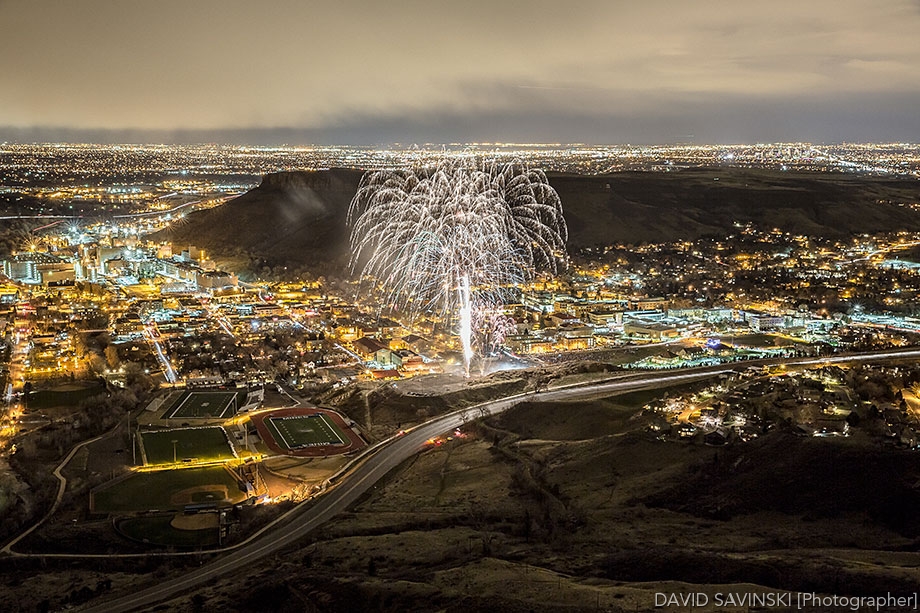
[1,0,919,143]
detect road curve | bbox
[79,347,920,611]
[80,369,727,612]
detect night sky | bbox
[2,0,919,145]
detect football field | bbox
[265,413,347,450]
[140,427,236,465]
[160,391,238,420]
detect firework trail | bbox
[475,307,518,360]
[348,159,567,375]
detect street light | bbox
[171,439,178,464]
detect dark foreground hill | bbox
[51,383,920,613]
[151,167,920,276]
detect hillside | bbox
[151,168,363,276]
[66,391,920,612]
[553,168,920,246]
[151,167,920,276]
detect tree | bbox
[105,345,120,370]
[191,594,206,613]
[88,354,106,376]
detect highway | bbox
[78,369,727,612]
[77,347,920,611]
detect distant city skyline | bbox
[2,0,919,145]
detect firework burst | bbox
[348,159,567,375]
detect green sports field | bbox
[92,466,246,513]
[160,390,240,420]
[116,514,219,548]
[140,427,236,465]
[265,413,347,450]
[27,381,106,409]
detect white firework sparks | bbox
[348,159,567,376]
[475,307,518,357]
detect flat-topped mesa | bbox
[258,168,363,194]
[154,167,920,277]
[147,169,361,276]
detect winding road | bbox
[60,346,920,611]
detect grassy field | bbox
[140,427,235,465]
[92,466,245,513]
[26,381,106,409]
[266,414,347,449]
[160,390,239,420]
[493,387,678,441]
[115,514,219,548]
